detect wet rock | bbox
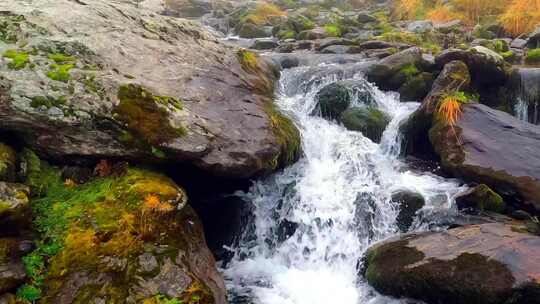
[364,223,540,304]
[0,183,30,234]
[391,191,425,232]
[429,103,540,213]
[237,23,271,38]
[340,107,390,143]
[250,39,279,50]
[357,13,377,23]
[456,184,506,213]
[435,46,509,86]
[315,80,375,120]
[398,72,434,102]
[0,144,16,183]
[0,0,297,178]
[366,47,424,90]
[0,238,29,294]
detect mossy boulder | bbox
[391,191,425,232]
[315,80,376,120]
[363,223,540,304]
[456,184,506,213]
[340,107,390,143]
[0,143,16,183]
[17,153,226,304]
[236,22,271,38]
[366,47,425,90]
[297,27,328,40]
[398,72,435,102]
[0,0,291,178]
[0,183,30,235]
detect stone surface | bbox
[315,80,375,120]
[430,103,540,212]
[0,144,16,183]
[340,107,390,143]
[0,183,30,234]
[0,0,298,178]
[364,223,540,304]
[366,47,424,90]
[456,184,505,213]
[391,190,425,232]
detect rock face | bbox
[364,223,540,304]
[340,107,390,143]
[0,183,31,234]
[0,0,300,178]
[429,103,540,212]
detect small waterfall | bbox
[222,62,466,304]
[512,68,540,125]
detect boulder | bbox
[357,13,377,23]
[340,107,390,143]
[21,155,227,303]
[435,46,509,86]
[315,80,375,120]
[237,22,271,38]
[298,27,328,40]
[320,45,361,54]
[363,223,540,304]
[366,47,424,90]
[250,39,279,50]
[407,21,433,33]
[456,184,506,213]
[391,191,425,232]
[434,20,463,34]
[0,144,16,183]
[429,103,540,213]
[358,40,410,50]
[0,183,30,234]
[0,0,299,178]
[316,38,356,51]
[398,72,435,102]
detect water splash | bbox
[223,62,466,304]
[513,68,540,125]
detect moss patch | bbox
[115,84,186,146]
[46,63,74,82]
[264,102,301,169]
[525,49,540,63]
[30,96,66,109]
[3,49,30,70]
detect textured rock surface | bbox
[364,223,540,304]
[0,144,16,183]
[0,183,30,234]
[0,0,298,178]
[430,103,540,212]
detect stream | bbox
[222,60,467,304]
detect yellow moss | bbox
[264,102,301,169]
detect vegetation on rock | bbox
[3,50,30,70]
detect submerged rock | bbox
[315,80,375,120]
[340,107,390,143]
[364,223,540,304]
[391,191,425,232]
[0,0,299,178]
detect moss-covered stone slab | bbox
[363,223,540,304]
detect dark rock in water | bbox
[0,238,29,294]
[357,13,377,23]
[401,60,471,157]
[430,103,540,213]
[315,80,375,120]
[391,191,425,232]
[0,143,16,183]
[0,0,298,178]
[251,39,279,50]
[340,107,390,143]
[366,47,425,90]
[398,72,434,102]
[435,46,509,87]
[0,183,31,235]
[277,219,298,243]
[455,184,506,213]
[363,223,540,304]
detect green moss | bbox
[3,49,30,70]
[16,284,41,302]
[277,29,296,39]
[0,15,25,43]
[115,84,186,146]
[236,49,259,72]
[324,23,341,37]
[48,53,76,64]
[46,63,74,82]
[399,64,420,80]
[264,102,301,169]
[30,96,66,109]
[82,74,106,99]
[525,49,540,63]
[473,184,506,213]
[501,50,515,61]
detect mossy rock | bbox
[456,184,506,213]
[0,182,31,234]
[0,143,17,182]
[340,107,390,143]
[315,80,376,120]
[363,223,540,304]
[114,84,186,146]
[236,22,270,38]
[17,152,225,304]
[399,72,435,102]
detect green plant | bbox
[154,294,183,304]
[3,49,29,70]
[400,64,420,80]
[16,284,41,302]
[48,53,76,63]
[47,63,74,82]
[525,49,540,63]
[264,102,301,169]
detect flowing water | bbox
[222,61,467,304]
[513,68,540,125]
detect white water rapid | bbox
[222,61,467,304]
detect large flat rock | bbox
[0,0,298,178]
